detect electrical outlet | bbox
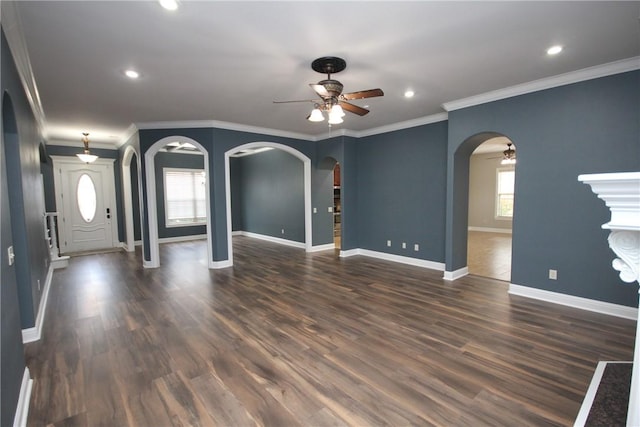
[386,240,391,247]
[328,206,333,213]
[7,246,14,266]
[414,244,419,251]
[37,279,41,291]
[402,242,406,249]
[313,207,317,213]
[281,229,285,234]
[549,269,557,280]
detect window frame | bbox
[163,167,207,228]
[495,167,515,220]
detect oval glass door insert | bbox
[77,173,97,222]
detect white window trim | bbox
[495,166,515,220]
[163,167,207,228]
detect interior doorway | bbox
[333,163,341,249]
[467,136,516,281]
[144,136,212,269]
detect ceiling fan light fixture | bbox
[308,107,325,122]
[501,158,516,165]
[330,104,345,118]
[328,111,344,125]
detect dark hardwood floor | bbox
[25,237,636,426]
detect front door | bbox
[52,156,117,254]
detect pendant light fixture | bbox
[500,143,516,165]
[77,132,98,163]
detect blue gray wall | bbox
[1,93,26,427]
[446,70,640,306]
[1,30,50,330]
[130,155,141,241]
[230,157,243,231]
[154,151,206,239]
[1,28,42,426]
[232,149,305,242]
[356,122,448,261]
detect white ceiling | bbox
[7,1,640,147]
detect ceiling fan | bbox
[487,143,517,165]
[274,56,384,125]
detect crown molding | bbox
[116,123,139,148]
[355,113,449,138]
[443,56,640,112]
[46,139,118,150]
[135,119,317,142]
[2,2,48,138]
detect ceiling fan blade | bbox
[309,83,330,97]
[339,101,369,116]
[341,88,384,100]
[273,99,316,104]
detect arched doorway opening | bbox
[122,146,143,253]
[317,156,341,250]
[467,136,516,281]
[445,131,518,281]
[144,136,212,268]
[224,142,312,266]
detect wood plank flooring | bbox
[25,236,636,426]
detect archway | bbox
[224,142,312,266]
[122,145,143,253]
[467,136,516,281]
[144,136,213,268]
[445,131,512,280]
[318,156,340,250]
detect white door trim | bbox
[143,136,213,269]
[51,155,119,253]
[121,146,142,252]
[224,142,312,267]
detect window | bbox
[164,168,206,227]
[77,173,97,223]
[496,168,515,219]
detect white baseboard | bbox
[143,259,159,269]
[236,231,305,249]
[22,263,54,343]
[50,255,69,269]
[339,249,359,258]
[134,240,142,246]
[443,267,469,281]
[231,230,243,236]
[12,368,32,427]
[468,226,512,234]
[337,248,444,271]
[158,234,207,244]
[509,283,638,320]
[210,259,233,269]
[309,243,335,252]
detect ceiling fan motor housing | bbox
[318,79,344,98]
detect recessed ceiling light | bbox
[404,90,415,98]
[124,70,140,79]
[547,45,563,55]
[159,0,179,11]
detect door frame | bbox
[224,142,312,267]
[51,155,119,253]
[143,136,213,269]
[122,146,142,252]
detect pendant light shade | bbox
[77,132,98,163]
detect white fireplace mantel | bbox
[579,171,640,427]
